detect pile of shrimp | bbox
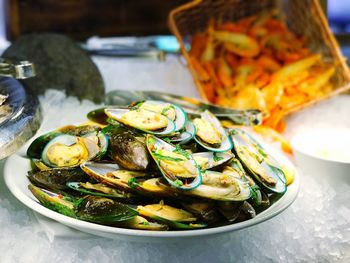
[189,10,335,131]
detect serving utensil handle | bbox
[0,58,36,79]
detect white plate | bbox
[4,148,300,242]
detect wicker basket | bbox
[168,0,350,116]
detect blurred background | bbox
[0,0,349,57]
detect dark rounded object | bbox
[3,33,105,103]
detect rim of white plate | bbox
[4,148,300,239]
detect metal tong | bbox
[0,58,36,79]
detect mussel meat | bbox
[105,107,176,135]
[193,110,233,152]
[80,161,149,191]
[137,202,206,229]
[137,100,187,132]
[230,128,286,194]
[146,135,202,190]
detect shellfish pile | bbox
[26,100,290,230]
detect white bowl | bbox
[4,148,300,242]
[291,129,350,186]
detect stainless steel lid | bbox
[0,59,41,160]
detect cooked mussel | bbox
[103,125,150,170]
[40,134,89,168]
[146,135,202,190]
[137,100,187,132]
[230,128,286,194]
[217,201,242,222]
[162,121,196,145]
[28,167,90,191]
[137,202,206,229]
[29,184,138,224]
[181,201,221,223]
[67,182,135,200]
[137,178,173,198]
[139,170,251,202]
[217,201,256,222]
[28,184,76,217]
[28,128,108,168]
[27,131,62,160]
[76,195,137,224]
[192,151,234,170]
[222,160,267,206]
[80,161,149,191]
[82,131,108,160]
[30,158,50,171]
[193,110,232,152]
[58,125,101,136]
[87,108,109,125]
[118,216,169,231]
[105,107,176,135]
[186,170,251,201]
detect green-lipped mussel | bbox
[193,110,233,152]
[230,128,286,194]
[27,127,108,168]
[146,134,202,190]
[103,124,150,170]
[26,100,291,231]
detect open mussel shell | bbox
[104,108,176,135]
[137,178,174,198]
[67,182,135,200]
[87,107,109,125]
[217,201,242,222]
[192,151,234,170]
[181,201,222,223]
[137,100,187,132]
[29,184,138,224]
[30,158,51,171]
[82,131,108,160]
[193,110,233,152]
[58,125,102,136]
[230,128,286,194]
[118,216,169,231]
[28,184,76,218]
[146,134,202,190]
[188,170,251,201]
[28,126,108,168]
[27,131,62,159]
[76,196,137,224]
[218,201,256,222]
[103,124,150,170]
[167,121,195,145]
[28,167,90,191]
[223,159,266,206]
[80,161,149,191]
[137,203,206,230]
[41,134,90,168]
[140,170,250,202]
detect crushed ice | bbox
[0,90,349,263]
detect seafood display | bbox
[189,10,336,131]
[26,100,294,231]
